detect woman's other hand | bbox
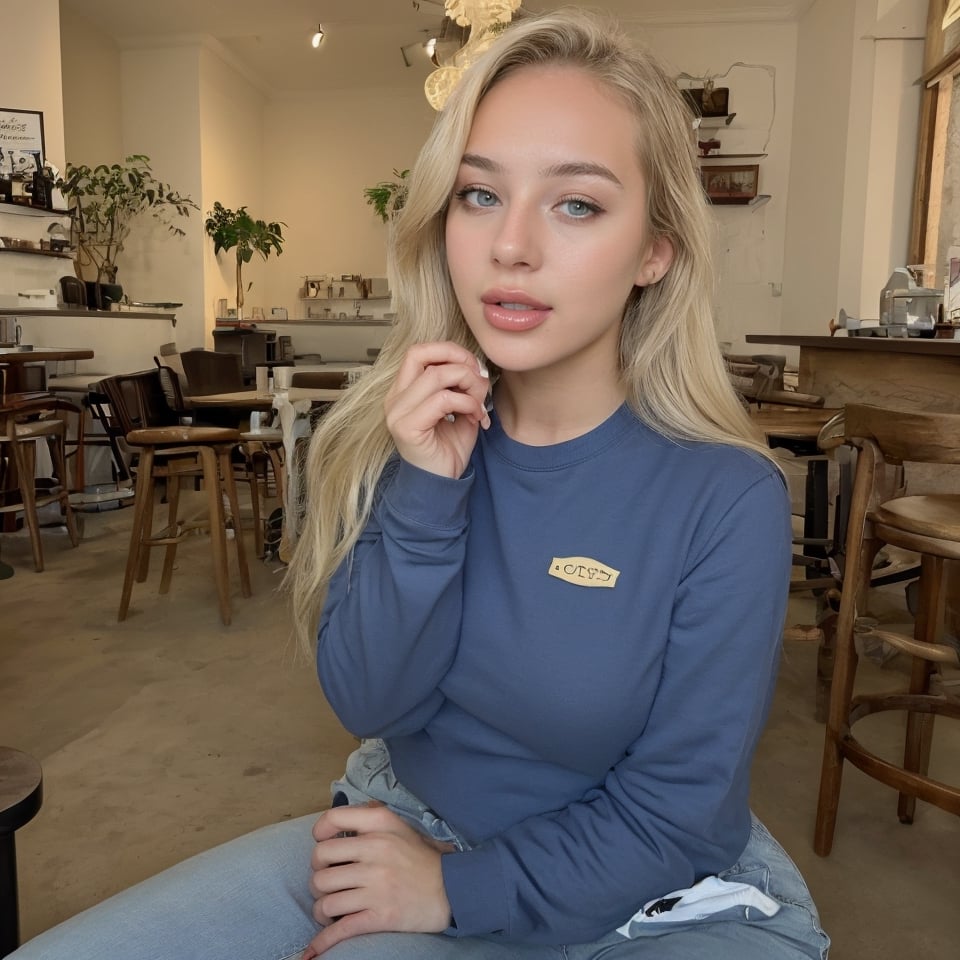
[303,803,455,957]
[385,342,491,479]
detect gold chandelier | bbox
[424,0,522,111]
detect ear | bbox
[635,234,675,287]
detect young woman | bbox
[12,9,828,960]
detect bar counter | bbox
[745,334,960,411]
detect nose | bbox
[490,202,541,270]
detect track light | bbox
[311,24,324,48]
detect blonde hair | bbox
[288,6,772,650]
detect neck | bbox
[494,361,626,446]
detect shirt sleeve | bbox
[440,471,792,943]
[316,458,474,738]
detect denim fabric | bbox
[11,739,828,960]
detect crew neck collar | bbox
[482,403,638,471]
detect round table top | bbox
[0,747,43,833]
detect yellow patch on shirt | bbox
[548,556,620,589]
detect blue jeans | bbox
[12,741,829,959]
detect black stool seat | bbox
[0,747,43,957]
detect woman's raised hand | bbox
[385,342,491,479]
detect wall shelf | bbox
[709,194,771,210]
[0,201,71,218]
[269,318,393,327]
[697,114,737,128]
[698,153,767,160]
[0,246,74,259]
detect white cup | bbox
[249,411,262,433]
[255,366,269,394]
[273,366,294,390]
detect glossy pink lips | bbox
[481,291,551,332]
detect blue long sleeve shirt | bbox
[316,403,792,945]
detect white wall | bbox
[639,20,799,352]
[199,43,267,340]
[59,5,122,166]
[117,43,206,350]
[261,88,436,319]
[782,0,924,343]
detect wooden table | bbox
[0,747,42,957]
[745,334,960,411]
[186,387,343,412]
[0,347,95,392]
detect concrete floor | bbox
[1,501,958,958]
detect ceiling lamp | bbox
[311,23,325,48]
[424,0,522,111]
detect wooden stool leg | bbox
[46,427,79,548]
[267,445,286,511]
[898,555,944,824]
[158,472,183,596]
[814,535,880,856]
[219,447,251,598]
[10,437,43,573]
[249,466,263,559]
[118,447,156,621]
[200,446,231,626]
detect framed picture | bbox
[700,163,759,204]
[0,107,44,179]
[681,86,729,118]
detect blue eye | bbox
[560,197,599,218]
[455,186,499,208]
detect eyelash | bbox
[452,185,604,220]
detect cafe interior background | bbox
[2,1,960,958]
[0,0,939,366]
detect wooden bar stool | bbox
[0,386,80,572]
[119,426,251,626]
[98,372,252,626]
[814,404,960,856]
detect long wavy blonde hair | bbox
[287,6,772,651]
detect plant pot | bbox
[85,282,124,310]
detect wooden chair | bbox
[814,404,960,856]
[724,352,824,409]
[98,371,251,625]
[0,370,80,572]
[157,360,283,558]
[179,350,245,397]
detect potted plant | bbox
[204,202,285,321]
[362,168,409,223]
[56,154,198,308]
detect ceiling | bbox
[58,0,817,95]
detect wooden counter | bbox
[745,334,960,411]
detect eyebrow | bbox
[460,153,623,188]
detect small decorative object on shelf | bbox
[697,137,721,157]
[681,84,729,118]
[700,163,759,204]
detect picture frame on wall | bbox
[700,163,759,204]
[0,107,45,179]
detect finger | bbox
[387,370,489,439]
[394,342,482,392]
[312,804,400,843]
[305,910,376,957]
[389,358,488,419]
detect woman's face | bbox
[445,65,673,380]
